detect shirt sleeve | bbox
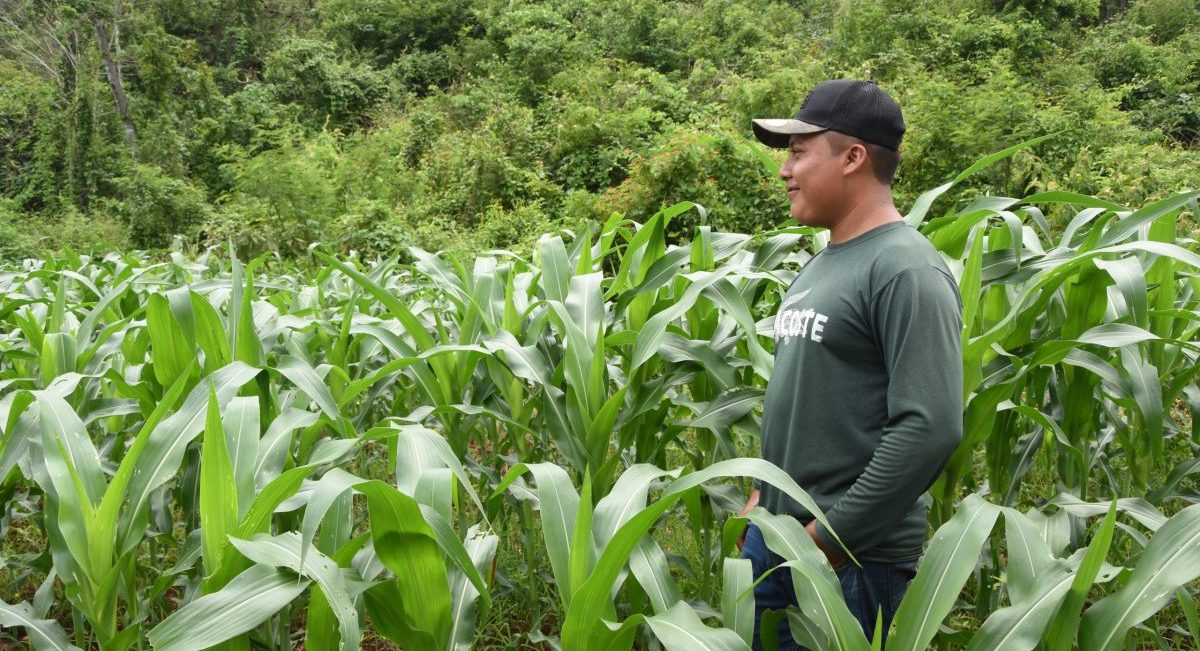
[814,264,963,556]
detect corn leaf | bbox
[1080,503,1200,650]
[888,494,1001,651]
[148,564,310,651]
[0,599,82,651]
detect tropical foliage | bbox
[1,0,1199,260]
[2,139,1199,648]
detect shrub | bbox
[477,4,597,103]
[114,164,210,249]
[586,0,692,73]
[597,127,786,240]
[316,0,479,65]
[472,200,568,251]
[0,199,38,262]
[542,61,685,192]
[332,198,430,258]
[1128,0,1200,43]
[0,62,59,212]
[213,132,341,256]
[263,38,389,129]
[1082,22,1200,146]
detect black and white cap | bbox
[752,79,905,151]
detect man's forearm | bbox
[814,416,960,556]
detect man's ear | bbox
[842,142,870,177]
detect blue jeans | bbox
[739,523,917,650]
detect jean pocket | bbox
[887,560,918,611]
[834,562,858,592]
[740,524,766,575]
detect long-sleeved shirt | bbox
[758,220,963,562]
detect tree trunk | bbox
[89,3,137,160]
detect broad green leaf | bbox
[631,270,729,370]
[207,465,321,591]
[493,462,580,608]
[548,301,598,421]
[448,525,498,651]
[39,333,77,389]
[254,408,319,487]
[276,355,340,422]
[746,511,869,651]
[1045,500,1118,651]
[230,533,360,651]
[299,468,363,572]
[37,407,96,580]
[658,333,737,390]
[483,331,550,385]
[965,560,1073,651]
[364,582,438,650]
[684,388,763,431]
[90,363,193,578]
[356,480,453,650]
[563,458,837,651]
[200,384,239,577]
[1048,493,1166,531]
[1001,507,1056,603]
[146,293,192,388]
[392,424,488,518]
[618,600,752,651]
[190,290,231,372]
[1093,258,1148,328]
[148,565,310,651]
[889,494,1001,651]
[908,134,1057,227]
[119,362,260,556]
[1098,190,1200,247]
[703,277,772,378]
[222,397,260,518]
[593,464,681,545]
[539,235,571,303]
[1022,191,1124,212]
[629,537,683,614]
[0,598,82,651]
[36,393,105,505]
[569,475,597,608]
[722,557,754,647]
[1080,503,1200,651]
[1075,323,1157,348]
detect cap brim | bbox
[751,119,827,148]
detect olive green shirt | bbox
[759,220,963,561]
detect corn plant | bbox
[1,147,1198,650]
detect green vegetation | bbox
[1,153,1199,647]
[3,0,1200,649]
[1,0,1198,260]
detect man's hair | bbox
[825,132,901,186]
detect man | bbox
[739,79,963,649]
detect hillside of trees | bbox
[1,0,1198,260]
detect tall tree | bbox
[88,0,137,159]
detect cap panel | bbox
[751,119,827,149]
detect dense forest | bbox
[1,0,1198,259]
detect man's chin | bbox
[791,211,820,227]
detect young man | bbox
[740,79,963,649]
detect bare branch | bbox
[0,14,64,83]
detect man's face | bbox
[779,132,844,227]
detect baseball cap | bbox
[752,79,905,151]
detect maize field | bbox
[2,145,1200,650]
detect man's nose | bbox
[779,162,791,180]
